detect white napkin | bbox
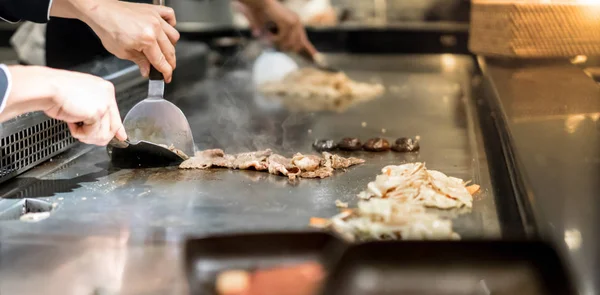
[10,22,47,66]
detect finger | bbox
[290,29,304,53]
[234,1,262,37]
[67,123,85,141]
[95,114,113,146]
[300,31,318,56]
[270,31,292,51]
[108,101,127,141]
[155,6,177,27]
[267,21,287,42]
[143,41,173,82]
[81,118,105,145]
[157,29,176,74]
[161,18,180,45]
[70,122,95,144]
[131,53,151,77]
[282,29,298,52]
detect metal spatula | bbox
[108,138,188,168]
[118,64,195,159]
[121,0,194,158]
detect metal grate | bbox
[0,118,75,180]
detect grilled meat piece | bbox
[166,144,189,160]
[292,153,322,171]
[180,149,228,169]
[392,137,420,152]
[363,138,390,152]
[300,167,334,179]
[326,152,366,168]
[180,149,364,180]
[232,150,272,170]
[268,154,300,180]
[338,137,362,151]
[312,139,338,152]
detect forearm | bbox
[49,0,111,22]
[0,66,56,122]
[236,0,273,10]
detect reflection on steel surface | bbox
[564,229,582,251]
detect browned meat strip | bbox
[291,153,321,171]
[181,149,364,180]
[331,154,365,169]
[300,167,334,179]
[180,149,227,169]
[267,154,300,180]
[167,144,190,160]
[363,138,391,152]
[320,152,365,169]
[232,150,272,170]
[212,154,236,168]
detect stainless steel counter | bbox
[0,54,502,294]
[480,57,600,295]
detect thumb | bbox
[115,126,127,142]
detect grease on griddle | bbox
[312,139,337,152]
[363,138,390,152]
[392,137,420,153]
[338,137,362,151]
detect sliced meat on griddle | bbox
[267,154,300,179]
[212,154,236,168]
[291,153,322,171]
[300,167,334,179]
[328,153,366,169]
[232,149,272,170]
[180,149,227,169]
[167,144,190,160]
[180,149,364,180]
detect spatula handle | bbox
[149,0,165,80]
[149,66,163,81]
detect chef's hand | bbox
[1,66,127,146]
[236,0,317,55]
[51,0,180,82]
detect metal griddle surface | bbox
[321,241,576,295]
[0,54,499,239]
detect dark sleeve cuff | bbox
[0,0,53,24]
[0,64,11,114]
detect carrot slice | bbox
[466,184,480,195]
[309,217,329,227]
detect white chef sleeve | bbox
[0,64,12,114]
[47,0,54,21]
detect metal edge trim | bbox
[476,56,538,237]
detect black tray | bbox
[320,241,576,295]
[184,232,345,295]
